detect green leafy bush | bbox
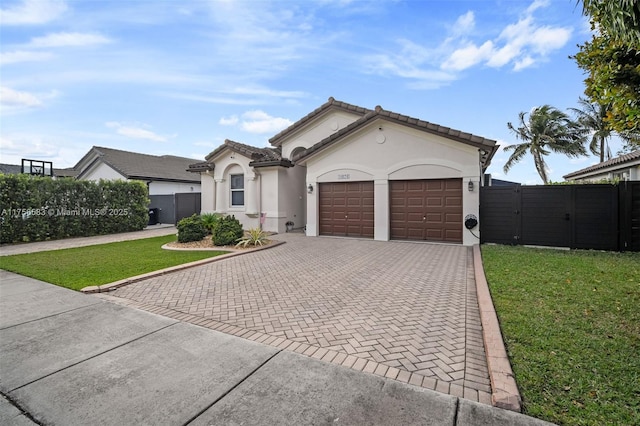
[212,215,243,246]
[177,214,207,243]
[200,212,222,234]
[0,174,148,244]
[236,228,269,248]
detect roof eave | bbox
[250,159,294,168]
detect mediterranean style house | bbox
[189,97,498,246]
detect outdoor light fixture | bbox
[307,184,314,194]
[468,181,474,192]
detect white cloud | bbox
[0,86,56,114]
[442,41,494,71]
[28,32,111,48]
[364,39,456,89]
[225,86,307,99]
[240,110,292,134]
[442,2,572,72]
[451,11,475,37]
[526,0,550,14]
[105,122,170,142]
[0,50,53,65]
[0,0,67,25]
[0,134,59,164]
[219,115,239,126]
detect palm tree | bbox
[570,98,640,162]
[570,98,611,163]
[504,105,587,184]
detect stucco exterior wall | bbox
[148,181,200,196]
[304,119,483,246]
[280,111,362,159]
[80,162,126,181]
[278,164,306,232]
[200,173,215,213]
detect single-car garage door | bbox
[390,179,462,243]
[319,181,374,238]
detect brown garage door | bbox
[390,179,462,243]
[319,181,374,238]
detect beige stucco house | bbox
[190,98,498,246]
[563,150,640,182]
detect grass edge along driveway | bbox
[481,245,639,426]
[0,235,227,291]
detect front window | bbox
[230,174,244,206]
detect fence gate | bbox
[480,183,632,251]
[175,193,201,224]
[619,181,640,251]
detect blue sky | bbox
[0,0,614,184]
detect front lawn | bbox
[0,235,227,291]
[481,245,639,426]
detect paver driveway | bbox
[100,233,492,403]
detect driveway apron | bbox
[100,233,492,402]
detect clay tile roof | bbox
[563,150,640,179]
[268,97,371,146]
[295,106,498,169]
[187,161,214,173]
[204,139,291,168]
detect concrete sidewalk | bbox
[0,271,553,425]
[0,224,176,256]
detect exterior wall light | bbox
[468,181,474,192]
[307,184,314,194]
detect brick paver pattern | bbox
[103,234,492,402]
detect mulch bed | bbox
[165,235,273,251]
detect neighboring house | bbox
[191,97,498,246]
[73,146,202,224]
[563,150,640,182]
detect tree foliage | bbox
[575,1,640,136]
[569,98,640,162]
[504,105,587,184]
[580,0,640,44]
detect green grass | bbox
[0,235,227,291]
[481,245,640,426]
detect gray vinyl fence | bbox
[149,192,201,225]
[480,181,640,251]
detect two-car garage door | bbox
[319,179,462,243]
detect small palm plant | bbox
[235,228,269,248]
[200,213,222,234]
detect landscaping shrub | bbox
[212,215,243,246]
[0,174,148,244]
[177,214,207,243]
[236,228,269,248]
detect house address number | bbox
[337,174,350,180]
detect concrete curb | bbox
[81,240,285,294]
[472,244,522,412]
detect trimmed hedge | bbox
[0,174,149,243]
[177,214,207,243]
[212,215,244,246]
